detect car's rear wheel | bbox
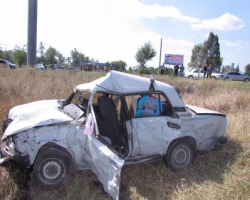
[31,146,73,188]
[164,140,197,171]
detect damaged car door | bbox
[83,109,125,200]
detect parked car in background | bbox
[216,72,250,82]
[36,64,45,70]
[0,59,17,68]
[67,66,80,71]
[53,64,64,70]
[0,71,227,199]
[184,68,204,79]
[184,68,222,79]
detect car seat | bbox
[97,96,126,146]
[131,95,141,116]
[135,95,162,117]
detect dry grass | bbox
[0,67,250,200]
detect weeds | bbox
[0,68,250,199]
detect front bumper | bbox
[0,154,11,165]
[0,144,12,165]
[0,142,31,168]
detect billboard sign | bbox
[164,54,184,65]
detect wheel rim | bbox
[171,145,191,168]
[40,159,64,183]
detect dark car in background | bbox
[0,59,17,68]
[217,72,250,82]
[53,64,64,70]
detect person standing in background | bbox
[207,64,213,78]
[203,64,208,78]
[174,63,179,77]
[160,63,165,75]
[180,64,185,77]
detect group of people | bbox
[203,64,214,78]
[160,63,185,77]
[160,62,214,78]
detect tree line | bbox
[0,42,127,71]
[1,31,250,75]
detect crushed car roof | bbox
[76,70,186,110]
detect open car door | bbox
[84,135,125,200]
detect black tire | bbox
[31,147,73,188]
[188,75,193,79]
[225,77,229,81]
[164,140,196,170]
[244,78,249,82]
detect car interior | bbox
[62,90,175,157]
[89,92,175,157]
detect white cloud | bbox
[220,40,242,47]
[133,3,199,23]
[36,0,196,67]
[191,13,244,30]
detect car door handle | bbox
[167,122,180,129]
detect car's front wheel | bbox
[244,78,249,82]
[164,140,197,171]
[31,146,73,188]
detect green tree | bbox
[189,44,203,68]
[135,42,156,69]
[110,60,127,71]
[66,57,71,66]
[70,48,90,68]
[236,63,240,73]
[0,43,12,60]
[37,42,46,64]
[189,32,221,71]
[244,64,250,76]
[70,48,79,66]
[13,45,27,66]
[206,32,221,69]
[56,51,65,64]
[45,46,57,65]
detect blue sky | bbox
[1,0,249,70]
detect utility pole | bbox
[27,0,38,67]
[158,38,162,76]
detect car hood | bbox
[2,100,73,140]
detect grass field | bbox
[0,67,250,200]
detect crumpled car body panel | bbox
[2,100,73,140]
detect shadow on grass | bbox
[119,138,242,199]
[1,138,242,200]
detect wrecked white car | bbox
[0,71,227,199]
